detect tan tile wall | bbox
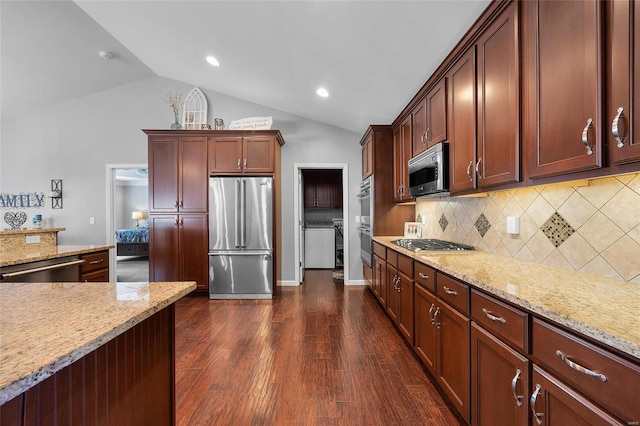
[415,173,640,283]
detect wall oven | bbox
[357,176,373,266]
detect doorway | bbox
[105,164,149,282]
[293,163,349,285]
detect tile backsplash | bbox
[415,173,640,284]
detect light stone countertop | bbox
[374,236,640,361]
[0,281,196,405]
[0,244,114,267]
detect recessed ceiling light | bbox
[316,87,329,98]
[206,56,220,67]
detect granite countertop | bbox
[374,236,640,360]
[0,280,196,405]
[0,244,114,268]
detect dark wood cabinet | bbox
[386,264,399,323]
[373,254,387,306]
[397,270,414,344]
[149,214,208,292]
[607,0,640,165]
[530,365,622,426]
[414,283,438,375]
[303,169,342,209]
[148,136,208,213]
[393,116,412,202]
[208,135,277,174]
[79,250,110,282]
[361,134,373,179]
[411,98,427,157]
[413,79,448,158]
[523,0,603,179]
[448,48,477,194]
[476,1,520,188]
[471,323,529,426]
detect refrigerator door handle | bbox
[235,179,241,248]
[240,179,247,248]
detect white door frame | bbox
[105,163,147,282]
[293,163,349,285]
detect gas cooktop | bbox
[393,238,475,252]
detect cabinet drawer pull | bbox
[442,286,457,296]
[530,384,543,425]
[418,272,430,280]
[581,118,594,156]
[612,106,626,148]
[429,303,436,325]
[555,350,607,382]
[482,308,506,324]
[511,369,523,407]
[89,259,104,265]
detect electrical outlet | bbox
[26,235,40,244]
[506,216,519,235]
[89,217,95,225]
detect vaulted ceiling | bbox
[1,1,490,134]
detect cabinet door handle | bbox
[179,199,183,208]
[530,384,543,425]
[174,218,179,227]
[466,160,474,181]
[475,157,482,178]
[434,307,441,329]
[426,128,430,144]
[418,272,429,280]
[428,303,436,324]
[581,118,594,156]
[612,106,626,148]
[237,159,241,170]
[555,350,607,382]
[482,308,506,324]
[511,369,523,407]
[174,199,178,209]
[443,286,457,296]
[179,218,183,226]
[243,158,247,170]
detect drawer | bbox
[80,250,109,274]
[398,253,413,277]
[386,249,398,268]
[532,318,640,423]
[471,289,529,352]
[436,273,469,314]
[372,242,386,260]
[414,262,436,293]
[81,268,109,282]
[117,244,137,256]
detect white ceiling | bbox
[2,1,490,134]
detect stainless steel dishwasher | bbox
[0,256,85,282]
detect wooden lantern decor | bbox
[182,87,208,130]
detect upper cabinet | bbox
[394,116,412,202]
[476,1,520,188]
[361,134,374,180]
[148,136,208,213]
[523,0,603,179]
[448,49,477,194]
[208,134,279,174]
[412,79,448,158]
[607,0,640,165]
[304,169,342,209]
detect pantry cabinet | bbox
[148,214,208,292]
[607,0,640,165]
[148,136,208,213]
[523,0,603,179]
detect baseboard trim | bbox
[278,280,300,287]
[346,280,367,286]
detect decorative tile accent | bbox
[541,212,575,248]
[439,214,449,232]
[474,213,491,237]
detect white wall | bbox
[0,75,364,282]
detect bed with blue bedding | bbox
[115,227,149,256]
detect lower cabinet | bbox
[529,365,622,426]
[79,250,109,282]
[471,323,529,426]
[149,214,208,292]
[372,254,386,306]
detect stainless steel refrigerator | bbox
[208,177,273,299]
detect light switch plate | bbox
[506,216,520,235]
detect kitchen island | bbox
[0,280,196,425]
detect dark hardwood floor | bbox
[174,270,462,425]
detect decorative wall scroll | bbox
[228,116,273,130]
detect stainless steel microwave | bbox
[408,142,449,197]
